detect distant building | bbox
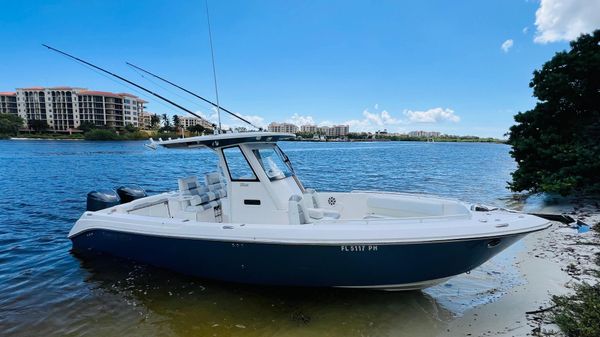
[300,124,319,133]
[408,130,441,137]
[179,115,214,130]
[4,86,149,131]
[268,122,298,133]
[139,111,159,130]
[324,125,349,137]
[0,92,17,115]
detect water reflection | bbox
[66,254,453,337]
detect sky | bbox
[1,0,599,138]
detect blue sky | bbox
[1,0,598,137]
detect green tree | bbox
[150,114,160,128]
[78,121,96,132]
[124,123,138,133]
[0,114,24,136]
[162,114,171,128]
[28,119,49,133]
[508,30,600,195]
[172,115,180,128]
[187,124,205,135]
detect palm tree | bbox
[161,114,171,127]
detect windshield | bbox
[252,146,293,181]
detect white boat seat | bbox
[307,207,341,220]
[302,189,340,220]
[303,188,321,208]
[288,195,311,225]
[178,175,227,214]
[178,176,201,196]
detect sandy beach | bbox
[447,196,600,336]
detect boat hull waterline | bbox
[71,229,528,290]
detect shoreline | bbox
[446,196,599,336]
[9,137,85,141]
[4,137,505,144]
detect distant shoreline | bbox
[4,136,506,144]
[9,137,84,141]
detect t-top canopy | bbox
[146,132,296,150]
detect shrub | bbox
[84,129,120,140]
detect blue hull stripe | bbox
[71,230,523,287]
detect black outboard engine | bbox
[86,190,121,211]
[116,184,147,203]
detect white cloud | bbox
[272,106,460,133]
[534,0,600,43]
[286,113,316,126]
[342,109,403,132]
[195,108,266,130]
[501,39,514,53]
[233,112,266,128]
[522,26,529,34]
[403,107,460,123]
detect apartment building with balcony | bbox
[7,86,148,131]
[300,124,319,133]
[139,111,159,130]
[179,115,214,130]
[322,125,349,137]
[267,122,299,133]
[299,124,349,137]
[408,130,441,137]
[0,92,17,115]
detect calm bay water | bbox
[0,140,521,336]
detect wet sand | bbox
[447,196,600,337]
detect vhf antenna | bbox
[125,63,261,130]
[42,44,205,122]
[205,0,221,134]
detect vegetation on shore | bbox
[549,221,600,337]
[508,30,600,196]
[0,114,24,138]
[295,131,504,143]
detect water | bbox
[0,140,522,336]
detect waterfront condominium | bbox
[0,92,18,115]
[179,115,215,130]
[408,130,441,137]
[267,122,299,133]
[300,124,349,137]
[0,86,149,132]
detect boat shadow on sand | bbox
[72,251,456,336]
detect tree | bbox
[187,124,205,135]
[162,114,171,128]
[0,114,24,136]
[508,30,600,195]
[78,121,96,132]
[150,114,160,128]
[172,115,180,128]
[124,123,138,133]
[28,119,49,133]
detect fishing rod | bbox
[126,62,261,130]
[42,44,207,122]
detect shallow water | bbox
[0,140,522,336]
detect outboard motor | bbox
[86,190,120,211]
[116,184,147,203]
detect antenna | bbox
[126,62,261,130]
[42,44,205,122]
[205,0,221,134]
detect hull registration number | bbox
[340,245,378,252]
